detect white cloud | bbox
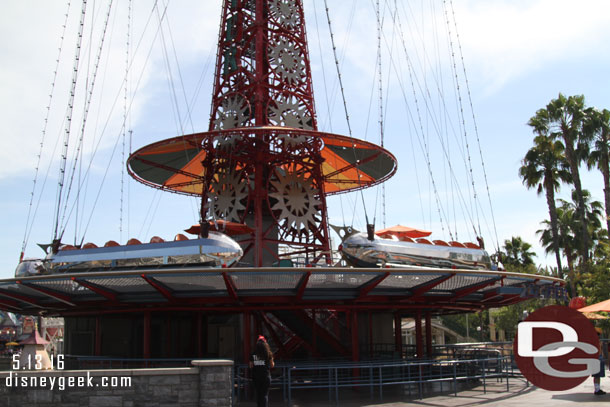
[0,1,222,181]
[453,0,610,94]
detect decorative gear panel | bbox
[276,132,314,151]
[269,0,301,28]
[206,168,249,222]
[213,95,250,130]
[269,37,306,86]
[269,168,321,234]
[213,132,242,151]
[210,0,316,131]
[269,95,313,130]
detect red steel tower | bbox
[0,0,567,369]
[128,0,397,266]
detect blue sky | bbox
[1,0,609,279]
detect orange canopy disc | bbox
[375,225,432,240]
[127,127,397,196]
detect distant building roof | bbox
[0,311,17,327]
[19,330,49,346]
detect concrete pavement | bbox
[349,378,610,407]
[239,377,610,406]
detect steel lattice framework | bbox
[127,0,397,267]
[210,0,317,131]
[207,0,329,266]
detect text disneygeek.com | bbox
[4,372,132,391]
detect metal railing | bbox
[234,355,511,404]
[362,341,514,360]
[61,338,610,404]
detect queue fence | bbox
[234,354,511,404]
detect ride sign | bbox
[513,305,600,391]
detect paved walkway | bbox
[347,379,610,407]
[238,377,610,406]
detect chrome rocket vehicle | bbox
[336,226,492,270]
[15,231,243,276]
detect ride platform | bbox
[0,266,565,316]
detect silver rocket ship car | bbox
[335,226,492,270]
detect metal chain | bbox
[21,0,73,258]
[442,0,480,241]
[447,0,500,252]
[60,0,115,244]
[54,0,88,243]
[376,0,386,228]
[323,0,370,224]
[120,0,133,242]
[392,0,453,241]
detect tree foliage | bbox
[499,236,536,273]
[444,94,610,344]
[585,108,610,238]
[521,94,610,300]
[528,94,591,263]
[519,134,571,276]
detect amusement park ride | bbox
[1,0,564,362]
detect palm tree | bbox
[538,190,604,296]
[560,189,605,254]
[538,202,576,268]
[528,94,590,262]
[584,108,610,238]
[538,202,577,295]
[519,134,571,277]
[501,236,536,269]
